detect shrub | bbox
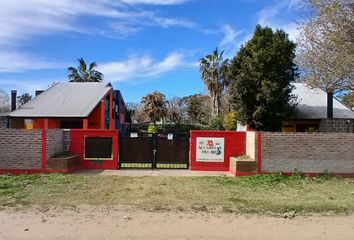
[223,112,237,130]
[147,124,158,134]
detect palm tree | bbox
[200,48,229,117]
[141,91,168,123]
[67,58,104,82]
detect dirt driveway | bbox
[0,206,353,240]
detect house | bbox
[8,82,127,132]
[282,83,354,132]
[237,83,354,132]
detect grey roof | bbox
[0,112,9,117]
[292,83,354,119]
[9,83,111,118]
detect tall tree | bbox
[67,58,104,82]
[167,97,187,124]
[17,93,32,107]
[185,94,211,125]
[229,25,297,131]
[0,89,10,113]
[199,48,229,117]
[296,0,354,118]
[141,91,168,123]
[342,92,354,110]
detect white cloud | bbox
[0,0,196,72]
[0,51,65,73]
[219,24,243,47]
[98,51,197,82]
[121,0,188,5]
[256,1,300,41]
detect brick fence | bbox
[260,132,354,175]
[320,119,354,133]
[0,129,63,173]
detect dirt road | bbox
[0,206,353,240]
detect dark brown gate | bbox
[119,133,189,169]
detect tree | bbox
[296,0,354,118]
[17,93,32,107]
[229,25,297,131]
[185,94,211,125]
[0,89,10,113]
[141,91,168,123]
[166,97,187,124]
[67,57,104,82]
[342,92,354,110]
[199,48,229,117]
[223,112,237,130]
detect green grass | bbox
[0,173,353,215]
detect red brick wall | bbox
[69,129,118,170]
[190,130,246,171]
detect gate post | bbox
[152,133,157,169]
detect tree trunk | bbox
[327,91,333,119]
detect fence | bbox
[0,129,63,173]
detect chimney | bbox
[11,90,17,112]
[35,90,44,96]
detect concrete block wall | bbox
[320,119,354,133]
[261,132,354,174]
[0,129,42,169]
[46,129,64,159]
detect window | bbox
[84,137,113,160]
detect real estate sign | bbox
[196,137,225,162]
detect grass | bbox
[0,173,353,215]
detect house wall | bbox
[0,116,8,128]
[260,132,354,174]
[69,129,119,170]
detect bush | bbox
[209,116,224,130]
[147,124,158,133]
[223,112,237,130]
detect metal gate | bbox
[119,133,189,169]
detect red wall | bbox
[190,130,246,171]
[69,129,119,170]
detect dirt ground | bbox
[0,206,353,240]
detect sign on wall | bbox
[196,137,225,162]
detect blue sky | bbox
[0,0,301,103]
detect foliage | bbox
[17,93,32,107]
[185,94,211,125]
[200,48,230,117]
[0,89,10,113]
[229,25,297,131]
[209,116,224,130]
[67,57,104,82]
[166,97,187,124]
[141,91,168,123]
[147,124,158,134]
[297,0,354,93]
[223,112,237,130]
[342,91,354,109]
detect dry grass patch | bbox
[0,173,353,215]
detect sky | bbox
[0,0,302,103]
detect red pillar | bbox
[44,118,49,129]
[83,119,88,129]
[100,101,105,129]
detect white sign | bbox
[167,134,174,140]
[196,137,224,162]
[130,133,138,138]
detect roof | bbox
[0,112,9,117]
[292,83,354,119]
[9,83,112,118]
